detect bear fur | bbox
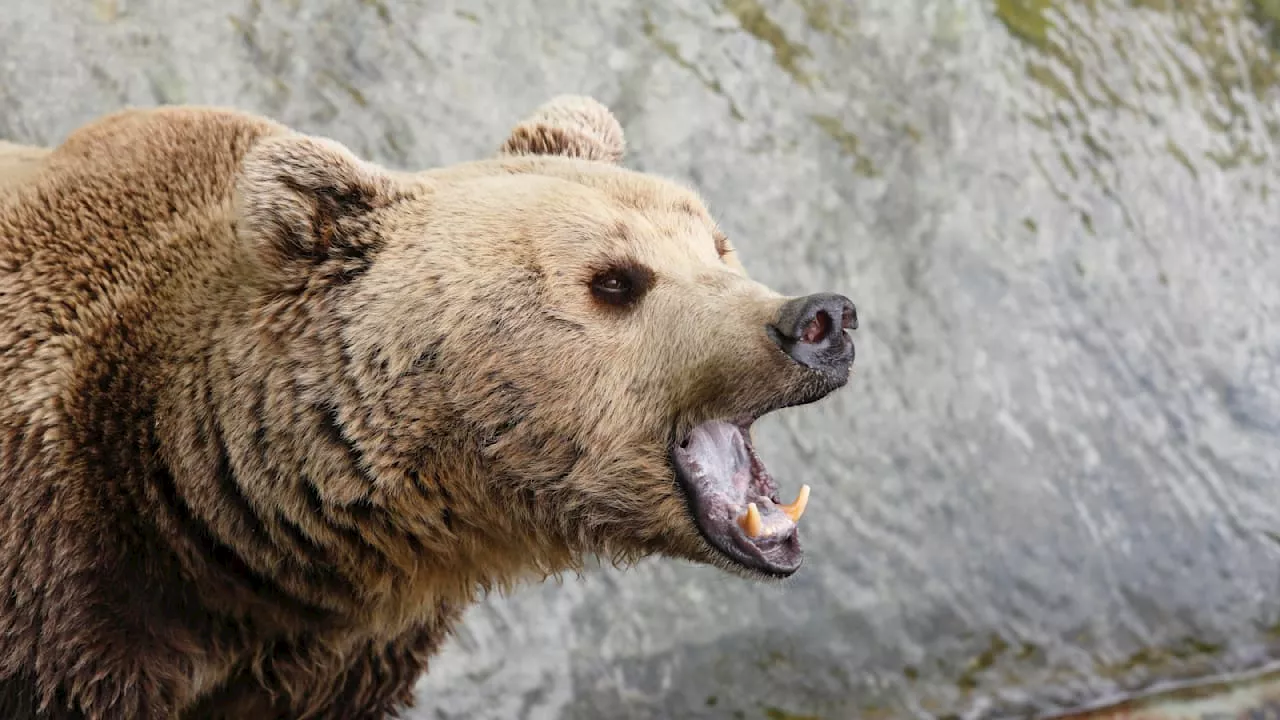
[0,97,855,719]
[0,141,49,193]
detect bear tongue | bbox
[674,420,810,556]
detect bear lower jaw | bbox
[671,418,806,577]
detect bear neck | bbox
[151,275,583,634]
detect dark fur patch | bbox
[407,470,432,498]
[317,403,378,495]
[274,511,339,567]
[312,186,374,229]
[501,125,609,162]
[588,260,654,310]
[277,178,386,284]
[411,341,441,373]
[480,414,525,449]
[147,457,336,624]
[0,671,76,720]
[713,230,731,259]
[210,427,275,556]
[300,479,391,573]
[437,482,455,532]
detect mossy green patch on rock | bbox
[359,0,391,24]
[1097,636,1225,678]
[810,114,879,176]
[956,633,1011,692]
[1251,0,1280,47]
[762,706,824,720]
[722,0,814,86]
[318,70,369,108]
[994,0,1055,47]
[1002,0,1280,178]
[641,9,746,121]
[794,0,856,40]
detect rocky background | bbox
[3,0,1280,718]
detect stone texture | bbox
[2,0,1279,717]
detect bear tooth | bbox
[739,503,763,538]
[779,484,810,523]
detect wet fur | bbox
[0,98,832,718]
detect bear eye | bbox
[591,270,634,304]
[595,274,629,294]
[589,263,653,309]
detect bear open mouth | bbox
[671,417,809,577]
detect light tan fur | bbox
[0,141,50,193]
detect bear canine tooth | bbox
[738,502,763,538]
[779,484,810,523]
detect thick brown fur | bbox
[0,96,839,719]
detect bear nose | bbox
[768,292,857,373]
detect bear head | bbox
[232,96,857,585]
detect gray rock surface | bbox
[3,0,1279,717]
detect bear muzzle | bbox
[669,291,857,578]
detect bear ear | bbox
[235,133,398,279]
[499,95,626,164]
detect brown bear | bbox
[0,96,857,719]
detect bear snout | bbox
[767,292,857,377]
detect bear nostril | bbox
[801,310,832,345]
[841,304,857,331]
